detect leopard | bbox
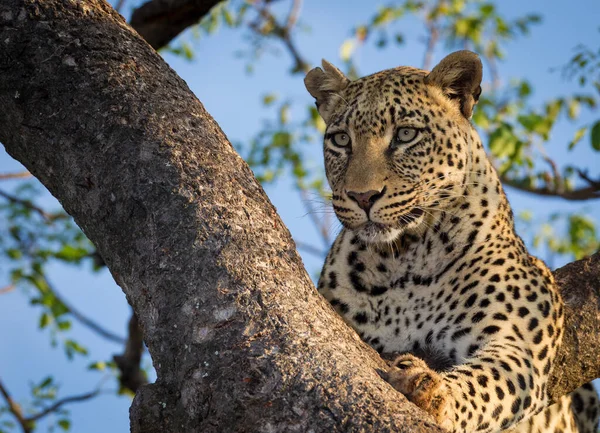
[304,50,599,433]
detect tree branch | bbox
[500,172,600,201]
[249,0,310,73]
[25,389,100,423]
[0,189,52,220]
[45,276,126,345]
[129,0,223,50]
[0,171,31,180]
[0,378,31,433]
[0,1,597,431]
[548,252,600,403]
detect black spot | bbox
[464,293,478,308]
[495,386,505,400]
[483,325,500,335]
[511,397,522,414]
[353,312,368,324]
[451,327,472,341]
[471,312,486,323]
[371,286,388,296]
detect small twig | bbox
[25,389,100,423]
[577,169,600,188]
[0,283,16,294]
[0,378,31,433]
[0,189,51,221]
[44,275,126,345]
[249,1,310,73]
[500,174,600,201]
[543,156,562,192]
[0,171,31,180]
[285,0,302,30]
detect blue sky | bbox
[0,1,599,431]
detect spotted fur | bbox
[305,51,599,433]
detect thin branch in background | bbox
[0,171,31,180]
[0,283,16,294]
[500,172,600,201]
[0,189,51,221]
[25,389,100,423]
[44,276,126,345]
[0,378,31,433]
[249,0,310,73]
[285,0,302,30]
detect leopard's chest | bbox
[320,231,489,364]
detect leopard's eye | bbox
[331,132,351,148]
[395,127,418,144]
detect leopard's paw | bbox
[386,354,452,429]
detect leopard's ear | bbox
[425,50,482,119]
[304,59,350,123]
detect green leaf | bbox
[55,245,88,262]
[568,127,587,150]
[272,132,290,148]
[57,320,72,331]
[591,121,600,151]
[488,124,517,158]
[57,419,71,431]
[6,248,22,259]
[39,376,53,389]
[88,361,107,371]
[339,39,355,61]
[65,339,88,359]
[262,93,277,106]
[222,8,234,27]
[39,312,51,329]
[517,81,531,98]
[567,99,580,119]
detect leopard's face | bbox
[321,68,475,244]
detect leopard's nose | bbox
[346,188,385,214]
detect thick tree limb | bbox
[129,0,222,49]
[0,1,438,431]
[548,252,600,402]
[0,1,597,432]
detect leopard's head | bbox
[305,51,483,244]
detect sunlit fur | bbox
[305,53,600,433]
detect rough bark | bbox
[549,253,600,402]
[130,0,222,49]
[0,1,597,432]
[0,1,438,432]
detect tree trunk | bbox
[0,1,597,432]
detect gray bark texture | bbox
[0,1,597,432]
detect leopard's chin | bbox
[354,222,402,244]
[353,208,426,245]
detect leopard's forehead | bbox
[328,66,434,134]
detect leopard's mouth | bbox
[352,207,425,244]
